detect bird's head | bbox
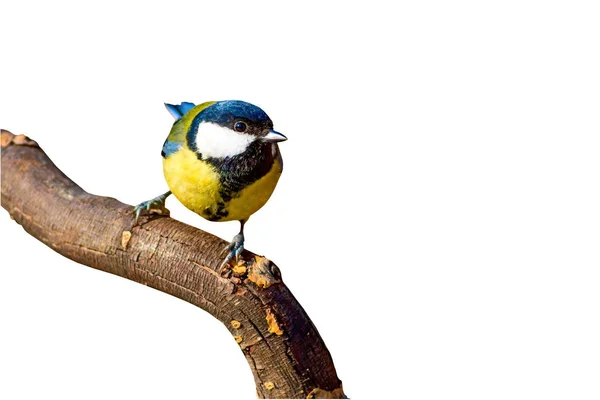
[186,100,287,160]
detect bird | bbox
[134,100,287,269]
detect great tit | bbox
[134,100,287,269]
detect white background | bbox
[1,1,599,399]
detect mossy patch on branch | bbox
[247,256,280,289]
[1,130,38,148]
[266,308,284,336]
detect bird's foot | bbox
[133,193,170,224]
[220,233,245,271]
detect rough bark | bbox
[0,129,345,399]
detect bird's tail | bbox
[165,102,196,120]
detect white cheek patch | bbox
[195,122,255,159]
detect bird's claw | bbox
[219,233,245,271]
[133,195,169,224]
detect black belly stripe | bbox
[205,141,276,201]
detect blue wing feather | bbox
[160,140,182,158]
[165,102,196,120]
[161,140,182,158]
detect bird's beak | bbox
[262,130,288,143]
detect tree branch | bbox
[0,129,345,399]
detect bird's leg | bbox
[220,219,246,270]
[133,191,172,223]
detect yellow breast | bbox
[163,146,282,222]
[226,156,283,221]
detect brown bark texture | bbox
[0,129,345,399]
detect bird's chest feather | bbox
[163,147,224,219]
[225,157,282,221]
[163,146,282,222]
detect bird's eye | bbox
[234,121,247,132]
